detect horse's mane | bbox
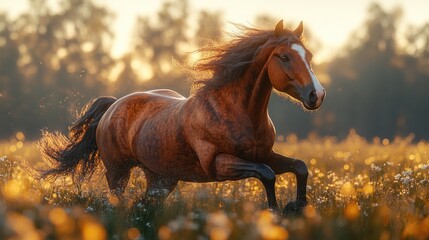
[190,24,300,93]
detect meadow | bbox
[0,130,428,240]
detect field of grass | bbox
[0,130,428,240]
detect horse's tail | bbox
[39,96,117,179]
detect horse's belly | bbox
[134,120,212,181]
[137,147,211,181]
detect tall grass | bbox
[0,130,428,239]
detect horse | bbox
[39,20,325,215]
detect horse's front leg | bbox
[265,151,308,215]
[212,154,279,211]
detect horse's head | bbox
[267,20,325,110]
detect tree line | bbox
[0,0,428,140]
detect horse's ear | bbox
[293,21,304,38]
[274,19,284,37]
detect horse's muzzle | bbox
[302,89,325,110]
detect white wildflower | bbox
[400,176,412,184]
[420,164,429,170]
[394,174,401,180]
[371,164,382,172]
[0,156,7,162]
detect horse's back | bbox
[144,89,186,100]
[101,89,185,123]
[96,89,186,160]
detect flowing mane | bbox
[191,25,302,93]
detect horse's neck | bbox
[244,66,272,125]
[214,65,272,126]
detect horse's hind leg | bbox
[142,172,178,206]
[104,159,133,197]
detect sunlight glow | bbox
[344,202,360,221]
[3,0,427,62]
[81,218,107,240]
[3,180,23,199]
[132,59,154,81]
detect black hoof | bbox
[282,200,307,216]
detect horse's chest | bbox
[215,122,275,162]
[239,143,270,162]
[229,135,273,162]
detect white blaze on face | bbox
[291,43,325,106]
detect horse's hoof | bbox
[269,206,281,214]
[282,200,307,216]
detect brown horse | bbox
[39,20,325,214]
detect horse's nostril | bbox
[309,90,318,104]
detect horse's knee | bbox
[256,164,276,183]
[293,159,308,177]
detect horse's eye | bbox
[278,54,290,62]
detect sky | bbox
[1,0,428,62]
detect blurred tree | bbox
[0,13,24,137]
[325,4,400,138]
[55,0,115,91]
[406,23,429,65]
[133,0,189,95]
[397,22,429,137]
[110,53,142,97]
[325,3,429,139]
[195,11,223,46]
[0,0,115,138]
